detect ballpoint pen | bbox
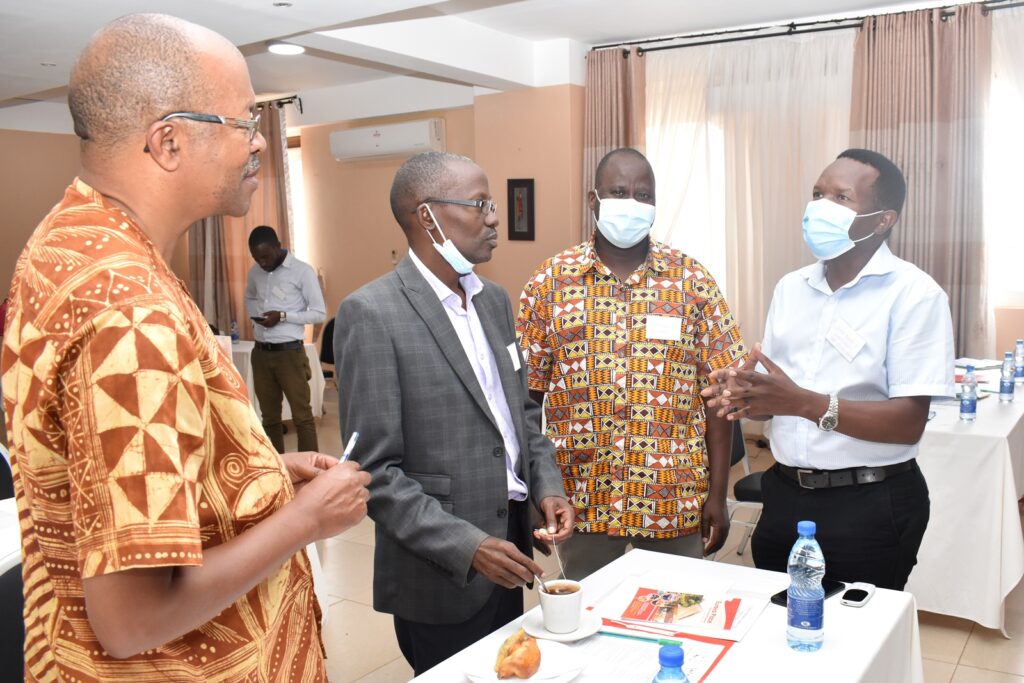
[340,431,359,463]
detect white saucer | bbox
[522,609,602,643]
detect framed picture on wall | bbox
[507,178,535,241]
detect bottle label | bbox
[960,397,977,415]
[1016,365,1024,379]
[788,595,823,630]
[1001,379,1015,396]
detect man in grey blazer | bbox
[335,152,573,676]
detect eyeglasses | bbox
[422,198,497,215]
[159,110,262,142]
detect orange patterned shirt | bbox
[2,179,325,682]
[516,239,747,539]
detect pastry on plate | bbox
[494,629,541,679]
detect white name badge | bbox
[507,342,522,371]
[826,317,866,363]
[646,315,682,341]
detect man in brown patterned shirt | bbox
[1,14,369,682]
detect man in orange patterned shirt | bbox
[517,148,747,579]
[1,14,369,681]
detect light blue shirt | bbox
[245,250,326,343]
[762,242,955,469]
[408,250,528,501]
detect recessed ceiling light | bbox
[267,41,305,56]
[40,62,56,67]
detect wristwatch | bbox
[817,392,839,431]
[281,311,287,321]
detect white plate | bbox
[522,610,602,643]
[464,639,582,682]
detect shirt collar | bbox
[408,249,484,305]
[803,242,900,295]
[580,237,671,276]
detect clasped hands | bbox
[472,496,574,589]
[701,344,812,421]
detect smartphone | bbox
[770,578,845,607]
[840,582,876,607]
[250,315,265,322]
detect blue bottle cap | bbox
[1007,352,1014,358]
[797,520,816,536]
[966,364,975,373]
[658,644,684,667]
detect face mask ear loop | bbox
[420,203,449,245]
[851,209,886,244]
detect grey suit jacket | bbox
[334,255,565,624]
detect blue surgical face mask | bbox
[593,194,656,248]
[421,203,475,275]
[802,198,885,261]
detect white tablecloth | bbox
[413,550,923,683]
[0,498,21,575]
[230,340,326,421]
[907,394,1024,633]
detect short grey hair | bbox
[389,151,474,227]
[68,14,215,148]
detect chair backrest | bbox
[0,446,11,500]
[729,420,746,468]
[319,317,336,366]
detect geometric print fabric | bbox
[517,239,746,539]
[1,179,324,682]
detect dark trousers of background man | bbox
[751,461,930,591]
[393,499,529,677]
[252,345,318,453]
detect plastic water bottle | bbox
[1015,339,1024,384]
[651,644,690,682]
[960,364,977,422]
[230,320,239,344]
[1000,352,1015,403]
[787,520,825,652]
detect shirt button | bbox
[497,508,507,518]
[493,446,504,458]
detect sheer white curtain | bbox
[645,32,855,342]
[986,8,1024,316]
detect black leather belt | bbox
[776,460,915,489]
[254,340,303,352]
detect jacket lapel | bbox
[396,256,499,431]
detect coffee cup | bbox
[539,579,583,633]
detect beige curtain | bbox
[851,4,991,357]
[222,101,292,340]
[582,47,646,240]
[645,31,855,343]
[187,215,232,335]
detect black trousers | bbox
[394,500,529,677]
[751,461,930,590]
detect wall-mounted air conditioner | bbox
[329,118,446,161]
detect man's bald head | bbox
[594,147,653,187]
[68,13,233,150]
[389,151,474,230]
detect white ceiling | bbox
[0,0,966,122]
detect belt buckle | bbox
[796,468,818,489]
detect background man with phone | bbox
[245,225,326,453]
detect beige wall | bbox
[473,84,585,298]
[300,107,476,316]
[0,130,81,294]
[299,84,585,319]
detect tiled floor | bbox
[290,397,1024,682]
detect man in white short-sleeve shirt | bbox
[703,149,954,590]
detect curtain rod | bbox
[258,95,303,114]
[591,0,1019,54]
